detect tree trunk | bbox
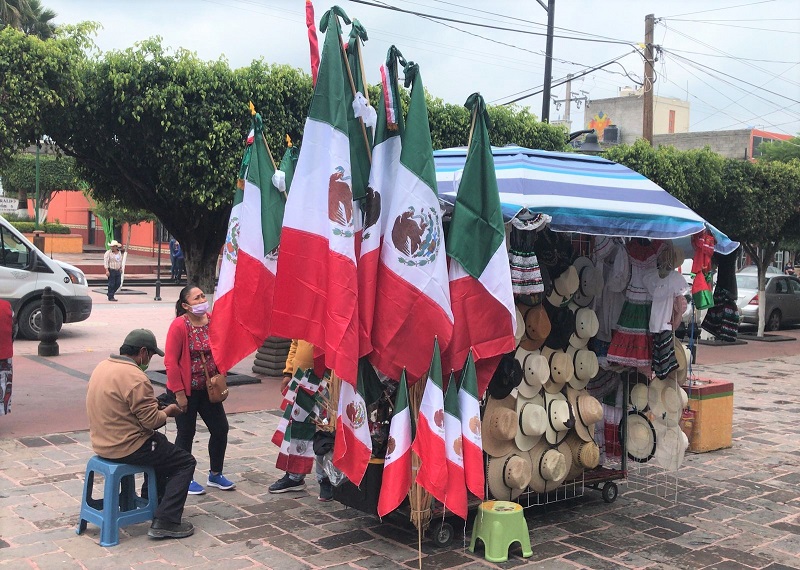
[17,188,29,218]
[744,241,779,337]
[183,247,219,304]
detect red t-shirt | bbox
[0,300,13,360]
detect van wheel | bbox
[18,300,64,340]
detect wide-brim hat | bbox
[482,395,518,457]
[566,346,599,390]
[108,240,122,248]
[514,306,525,344]
[487,450,532,500]
[659,380,688,426]
[564,431,600,481]
[625,411,656,463]
[553,265,579,298]
[653,420,689,471]
[519,304,551,351]
[572,256,603,308]
[528,439,569,493]
[566,387,603,443]
[648,377,667,418]
[516,348,548,398]
[515,393,547,451]
[543,303,576,352]
[544,390,572,445]
[629,382,649,411]
[487,353,523,400]
[668,337,689,385]
[570,308,599,349]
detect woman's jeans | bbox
[172,387,229,474]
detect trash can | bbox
[682,378,733,452]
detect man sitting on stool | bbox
[86,329,196,539]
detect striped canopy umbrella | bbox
[434,145,738,254]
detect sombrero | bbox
[514,306,525,344]
[625,411,657,463]
[569,307,599,349]
[515,392,547,451]
[544,390,573,445]
[553,265,579,298]
[487,450,532,500]
[653,421,689,471]
[515,349,549,398]
[647,377,666,419]
[541,347,574,394]
[481,395,518,457]
[572,256,603,308]
[519,304,551,351]
[654,378,689,427]
[528,439,569,493]
[566,346,599,390]
[564,431,600,481]
[566,387,603,443]
[629,382,650,411]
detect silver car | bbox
[736,274,800,330]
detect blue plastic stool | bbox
[76,456,158,547]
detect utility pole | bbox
[553,74,590,133]
[563,74,572,124]
[540,0,556,123]
[643,13,655,145]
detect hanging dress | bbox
[606,240,664,368]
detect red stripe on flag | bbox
[461,438,484,500]
[276,452,314,474]
[333,414,372,487]
[306,0,320,87]
[209,292,261,374]
[357,244,381,358]
[271,228,359,385]
[445,458,468,520]
[369,266,453,385]
[412,412,448,503]
[377,447,411,517]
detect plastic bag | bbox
[321,451,347,487]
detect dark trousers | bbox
[172,388,229,474]
[110,431,196,524]
[107,269,122,300]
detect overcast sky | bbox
[46,0,800,137]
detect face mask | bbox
[190,301,209,315]
[138,362,149,372]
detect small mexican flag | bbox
[377,369,412,518]
[443,371,467,520]
[333,362,372,487]
[458,351,484,499]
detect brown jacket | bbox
[86,355,167,459]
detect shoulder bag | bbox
[200,352,229,403]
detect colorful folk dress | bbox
[606,240,664,368]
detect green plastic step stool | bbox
[469,500,532,563]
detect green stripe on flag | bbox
[444,371,459,418]
[459,350,478,400]
[246,113,284,255]
[310,7,352,136]
[399,63,438,196]
[396,369,413,437]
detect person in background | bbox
[104,240,124,302]
[0,300,13,416]
[165,285,234,496]
[784,262,795,276]
[269,339,333,502]
[169,237,178,281]
[86,329,196,539]
[173,241,185,283]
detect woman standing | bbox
[165,285,235,495]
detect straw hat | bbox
[519,304,551,351]
[653,421,689,471]
[487,450,532,500]
[653,379,688,427]
[514,306,525,344]
[481,395,518,457]
[544,390,572,445]
[566,387,603,443]
[108,240,122,248]
[553,265,579,298]
[528,439,569,493]
[626,411,656,463]
[629,382,649,411]
[572,256,603,308]
[540,347,574,394]
[564,432,600,481]
[647,377,666,415]
[566,346,599,390]
[569,308,599,349]
[515,392,547,451]
[515,348,549,398]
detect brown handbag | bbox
[200,352,229,403]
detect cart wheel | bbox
[430,521,455,547]
[602,482,618,503]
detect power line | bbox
[662,19,800,35]
[660,47,799,65]
[661,0,777,19]
[666,17,800,22]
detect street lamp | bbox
[579,132,604,154]
[154,221,162,301]
[34,140,41,230]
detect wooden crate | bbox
[682,378,733,453]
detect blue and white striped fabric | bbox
[434,145,738,254]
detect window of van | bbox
[0,226,31,270]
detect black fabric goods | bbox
[542,303,575,351]
[487,352,522,400]
[312,431,335,456]
[651,330,678,379]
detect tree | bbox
[21,0,56,39]
[0,151,83,215]
[44,38,312,294]
[0,0,30,29]
[758,135,800,163]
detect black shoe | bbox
[268,474,306,494]
[147,518,194,539]
[108,298,118,302]
[318,478,333,502]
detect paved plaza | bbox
[1,287,800,569]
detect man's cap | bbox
[123,329,164,356]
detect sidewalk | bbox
[1,291,800,568]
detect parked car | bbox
[736,273,800,331]
[738,265,781,276]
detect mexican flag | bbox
[458,351,484,499]
[333,362,372,486]
[271,7,360,385]
[275,369,326,475]
[443,371,467,519]
[210,111,285,374]
[369,62,453,385]
[358,47,404,357]
[377,369,412,518]
[411,338,448,504]
[443,93,516,396]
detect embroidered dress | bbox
[607,240,664,368]
[184,316,218,390]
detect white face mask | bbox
[189,301,209,315]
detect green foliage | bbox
[0,152,83,206]
[9,220,69,233]
[758,136,800,162]
[0,24,95,171]
[92,198,154,227]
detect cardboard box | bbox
[682,378,733,452]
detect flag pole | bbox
[466,102,479,149]
[337,34,372,163]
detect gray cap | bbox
[123,329,164,356]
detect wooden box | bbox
[682,378,733,453]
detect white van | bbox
[0,216,92,339]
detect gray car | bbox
[736,274,800,330]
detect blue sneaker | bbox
[207,471,236,490]
[188,480,205,495]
